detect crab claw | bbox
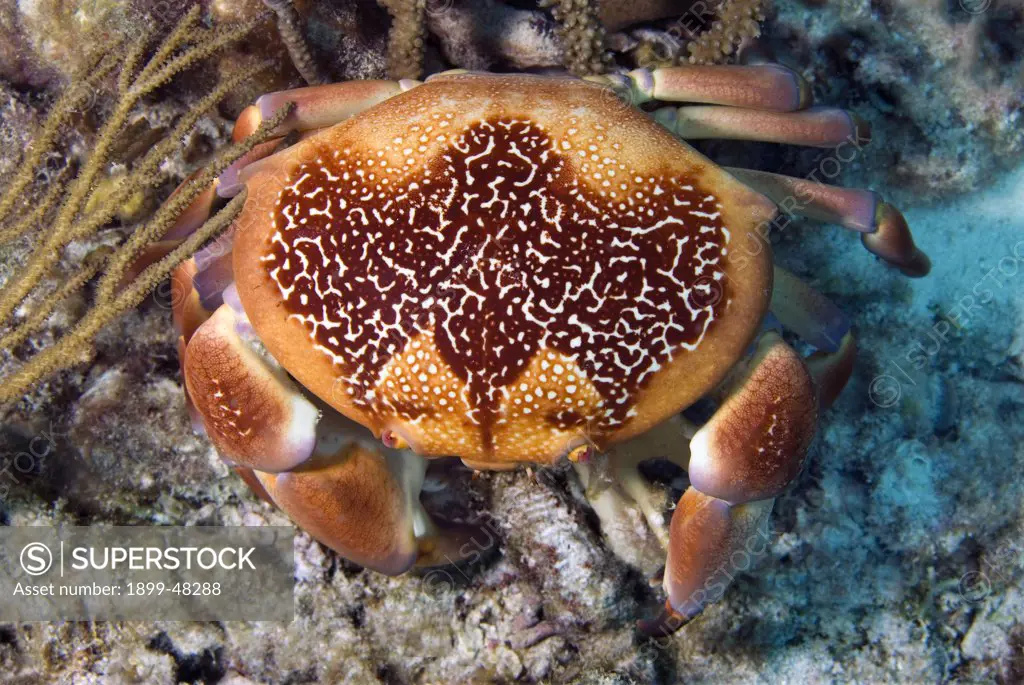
[642,333,817,634]
[639,492,773,636]
[687,333,817,504]
[183,302,319,473]
[183,299,428,574]
[182,295,490,575]
[252,420,488,575]
[255,432,422,575]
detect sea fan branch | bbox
[0,8,284,403]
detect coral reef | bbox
[599,0,683,32]
[0,1,1021,683]
[424,0,564,72]
[0,0,130,86]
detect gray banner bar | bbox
[0,526,294,621]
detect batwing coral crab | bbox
[165,65,928,635]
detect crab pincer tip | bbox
[637,601,691,638]
[864,201,931,278]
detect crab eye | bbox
[381,429,410,450]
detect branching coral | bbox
[386,0,765,76]
[623,0,768,69]
[543,0,767,70]
[541,0,613,76]
[0,6,292,404]
[262,0,326,85]
[379,0,428,79]
[685,0,767,65]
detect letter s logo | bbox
[20,543,53,576]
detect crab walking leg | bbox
[588,64,812,112]
[640,333,818,636]
[163,218,235,433]
[769,266,850,354]
[769,268,859,408]
[254,80,411,134]
[169,258,219,432]
[218,80,410,196]
[806,333,858,410]
[172,259,208,346]
[158,171,242,336]
[574,414,694,549]
[653,105,870,149]
[118,168,227,290]
[122,165,240,330]
[166,231,236,427]
[728,168,931,277]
